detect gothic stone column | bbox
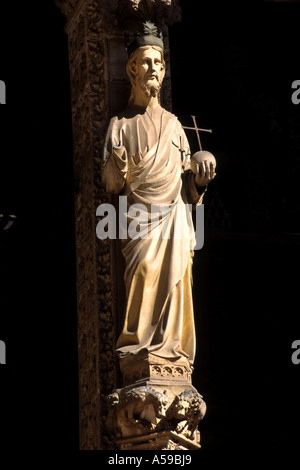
[55,0,118,450]
[55,0,206,451]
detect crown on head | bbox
[125,21,164,57]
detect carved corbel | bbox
[107,386,206,449]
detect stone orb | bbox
[190,150,216,174]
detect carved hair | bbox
[126,45,166,106]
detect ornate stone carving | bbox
[107,386,168,438]
[163,389,206,440]
[116,0,181,29]
[119,352,192,387]
[107,385,206,449]
[55,0,118,450]
[56,0,181,26]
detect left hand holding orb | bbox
[191,150,216,187]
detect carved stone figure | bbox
[107,386,168,438]
[102,22,216,370]
[106,385,206,447]
[164,389,206,439]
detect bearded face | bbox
[127,46,165,102]
[138,66,163,98]
[137,48,164,97]
[138,74,161,98]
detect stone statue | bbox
[102,22,216,373]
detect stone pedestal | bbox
[107,352,206,450]
[119,352,193,387]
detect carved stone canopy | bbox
[56,0,181,29]
[117,0,182,30]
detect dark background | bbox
[0,0,299,461]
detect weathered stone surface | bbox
[117,431,201,450]
[56,0,117,449]
[107,384,206,449]
[55,0,187,450]
[119,352,193,387]
[116,0,182,29]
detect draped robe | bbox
[102,105,204,365]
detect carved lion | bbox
[165,389,206,439]
[108,386,168,438]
